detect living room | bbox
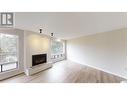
[0,12,127,83]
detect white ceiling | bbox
[15,12,127,39]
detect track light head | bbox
[51,33,54,36]
[39,28,42,33]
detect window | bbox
[51,39,65,59]
[0,33,18,72]
[51,41,63,54]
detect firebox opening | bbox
[32,54,47,66]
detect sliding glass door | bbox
[0,33,18,72]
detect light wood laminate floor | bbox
[0,60,126,83]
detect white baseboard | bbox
[69,60,127,79]
[85,64,127,79]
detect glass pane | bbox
[51,40,64,55]
[2,62,17,71]
[0,33,18,72]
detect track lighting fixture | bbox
[39,28,42,33]
[51,33,54,37]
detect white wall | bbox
[24,31,51,69]
[0,28,24,80]
[67,28,127,79]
